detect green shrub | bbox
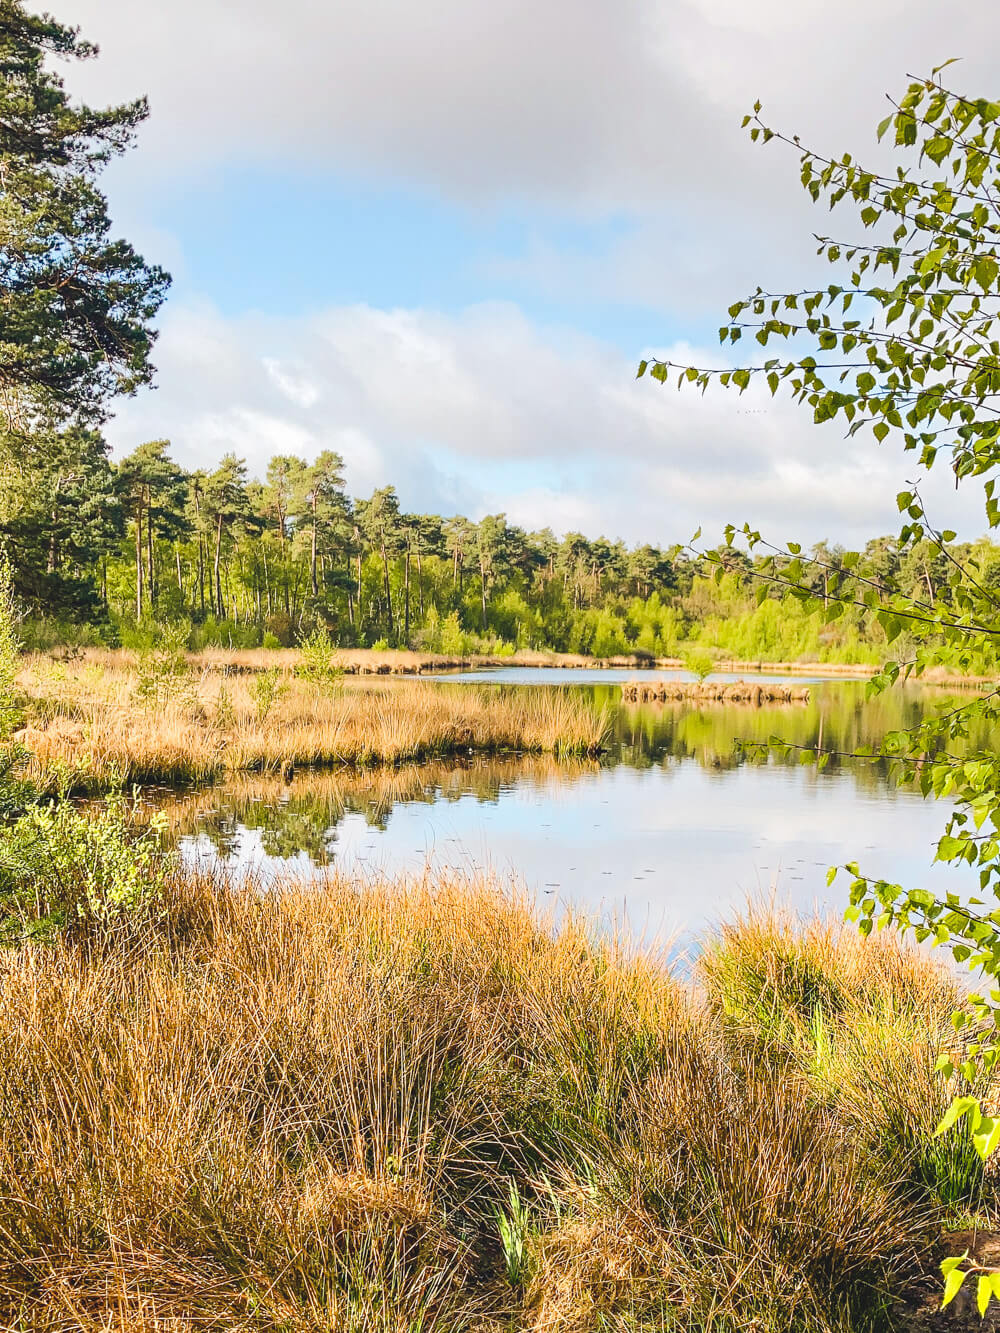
[683,647,715,682]
[264,612,294,647]
[132,622,192,705]
[0,558,31,819]
[295,626,343,694]
[249,668,286,722]
[1,791,171,941]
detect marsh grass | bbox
[0,876,984,1331]
[14,657,607,791]
[701,910,990,1218]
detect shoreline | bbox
[53,646,995,688]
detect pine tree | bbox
[0,1,169,432]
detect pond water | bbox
[425,666,855,686]
[162,674,985,943]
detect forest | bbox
[6,430,997,665]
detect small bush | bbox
[265,612,294,647]
[683,646,715,682]
[249,667,287,722]
[1,790,171,941]
[295,626,343,695]
[131,622,192,706]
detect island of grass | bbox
[13,651,608,791]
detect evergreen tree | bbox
[0,424,119,615]
[0,1,169,431]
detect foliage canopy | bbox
[0,0,169,431]
[640,62,1000,1310]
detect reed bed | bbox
[65,646,639,676]
[0,873,987,1331]
[621,679,811,704]
[14,658,607,791]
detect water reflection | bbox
[160,680,985,933]
[163,754,599,864]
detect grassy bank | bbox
[0,872,989,1331]
[52,646,887,678]
[42,646,995,686]
[14,657,607,791]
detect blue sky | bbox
[55,0,1000,545]
[149,166,678,348]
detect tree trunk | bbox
[380,539,394,642]
[279,512,290,616]
[135,505,144,619]
[175,544,184,605]
[214,513,224,618]
[404,547,411,645]
[479,556,488,633]
[311,495,319,598]
[264,543,273,616]
[147,494,156,609]
[417,545,424,619]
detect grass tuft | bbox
[0,881,984,1329]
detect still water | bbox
[161,675,984,940]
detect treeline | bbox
[4,430,999,662]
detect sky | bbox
[50,0,1000,547]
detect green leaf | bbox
[935,1096,979,1137]
[973,1115,1000,1161]
[874,423,890,443]
[924,135,952,165]
[978,1274,996,1317]
[942,1266,968,1309]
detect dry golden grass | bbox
[15,657,607,790]
[0,875,980,1331]
[63,646,634,675]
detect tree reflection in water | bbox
[154,681,988,873]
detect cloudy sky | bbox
[52,0,1000,545]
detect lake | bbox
[159,671,982,943]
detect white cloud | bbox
[108,299,987,547]
[41,1,1000,545]
[52,0,1000,215]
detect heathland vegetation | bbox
[14,647,607,792]
[0,872,990,1332]
[7,0,1000,1323]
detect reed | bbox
[622,678,811,704]
[15,658,608,791]
[63,645,640,676]
[0,874,984,1331]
